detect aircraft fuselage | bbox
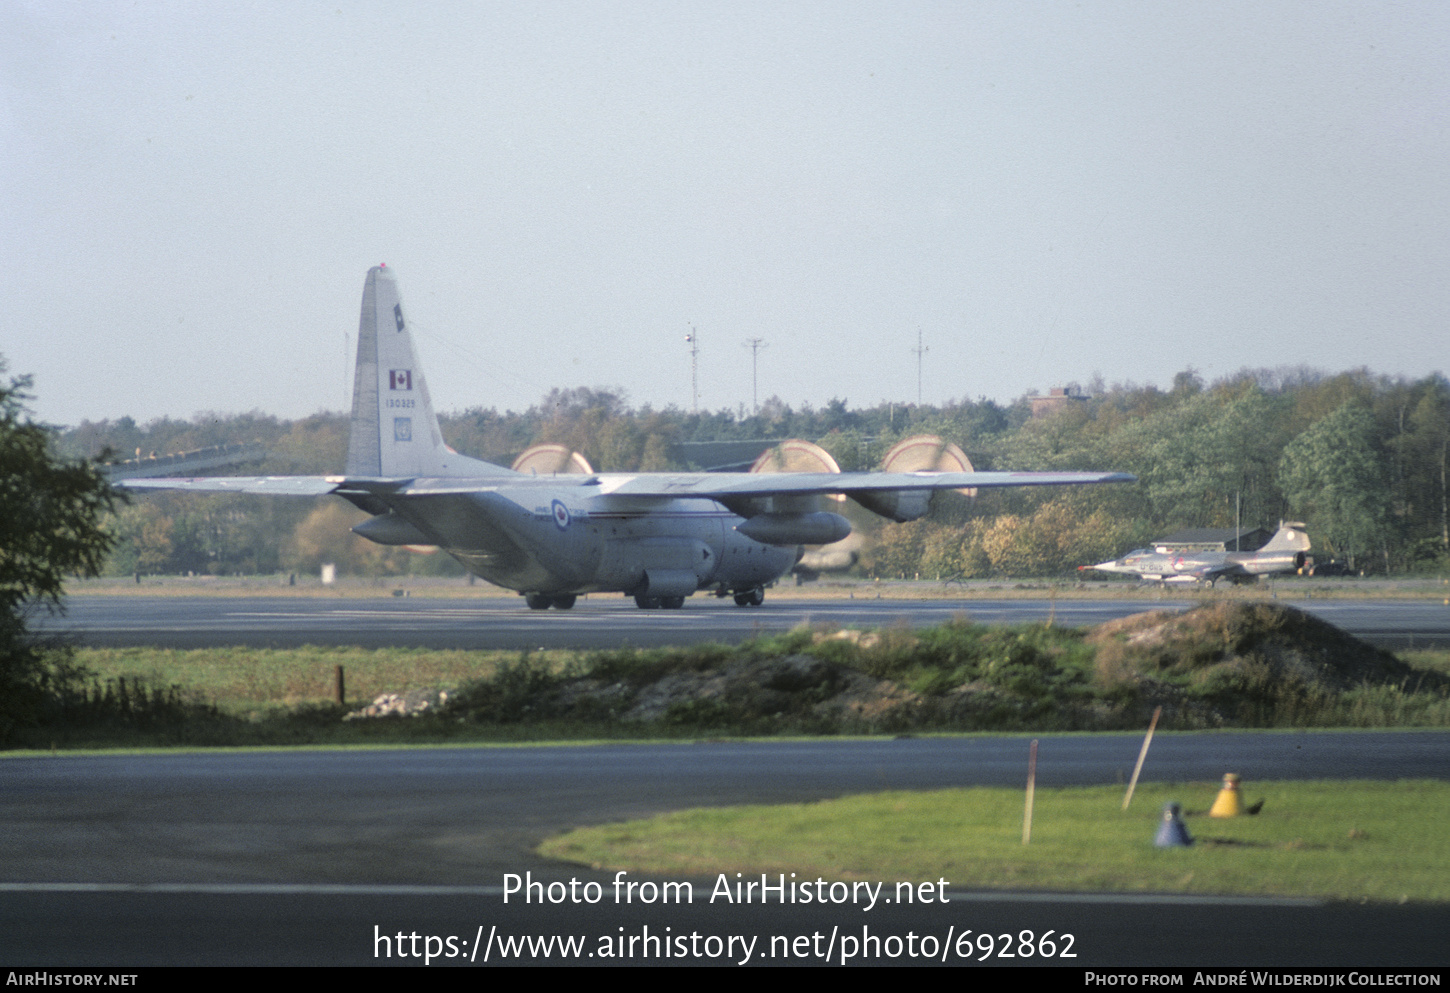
[1083,543,1308,586]
[371,481,797,600]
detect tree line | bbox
[58,367,1450,580]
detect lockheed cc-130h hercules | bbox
[123,266,1134,609]
[1078,523,1311,587]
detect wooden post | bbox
[1023,738,1038,845]
[334,664,345,706]
[1122,706,1162,810]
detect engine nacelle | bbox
[736,512,852,545]
[847,489,931,523]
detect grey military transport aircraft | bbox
[122,265,1134,609]
[1078,523,1311,587]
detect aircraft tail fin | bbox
[345,265,513,478]
[1260,522,1311,553]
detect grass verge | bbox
[539,779,1450,903]
[69,645,548,716]
[12,603,1449,749]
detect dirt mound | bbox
[1083,602,1440,726]
[431,602,1443,734]
[523,654,919,732]
[1087,602,1411,690]
[616,655,919,726]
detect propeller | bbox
[749,439,845,502]
[511,444,594,475]
[879,434,976,497]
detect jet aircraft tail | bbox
[345,265,512,479]
[1259,522,1310,554]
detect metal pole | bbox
[744,337,767,414]
[912,329,928,405]
[685,326,700,415]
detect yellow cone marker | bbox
[1209,773,1243,818]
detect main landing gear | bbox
[524,593,576,610]
[633,595,686,609]
[733,586,765,607]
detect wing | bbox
[119,469,1134,527]
[1172,560,1243,582]
[361,470,1135,498]
[595,470,1136,499]
[117,476,348,496]
[116,476,453,502]
[362,468,1135,525]
[120,470,1134,498]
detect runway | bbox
[10,593,1450,966]
[43,592,1450,649]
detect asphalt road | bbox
[4,734,1449,966]
[41,592,1450,649]
[9,593,1450,966]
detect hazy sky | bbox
[4,2,1447,428]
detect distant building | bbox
[105,442,267,480]
[1028,386,1089,419]
[1153,527,1273,553]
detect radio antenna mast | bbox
[685,326,700,414]
[913,329,929,405]
[744,337,768,414]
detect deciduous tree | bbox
[0,363,122,740]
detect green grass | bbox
[1399,649,1450,677]
[540,780,1450,903]
[70,645,570,716]
[27,610,1448,750]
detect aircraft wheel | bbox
[733,586,764,607]
[551,595,577,610]
[634,595,662,609]
[525,593,552,610]
[659,596,685,609]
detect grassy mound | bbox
[437,603,1450,734]
[1085,602,1445,727]
[17,603,1450,747]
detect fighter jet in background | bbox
[123,265,1134,609]
[1079,523,1311,587]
